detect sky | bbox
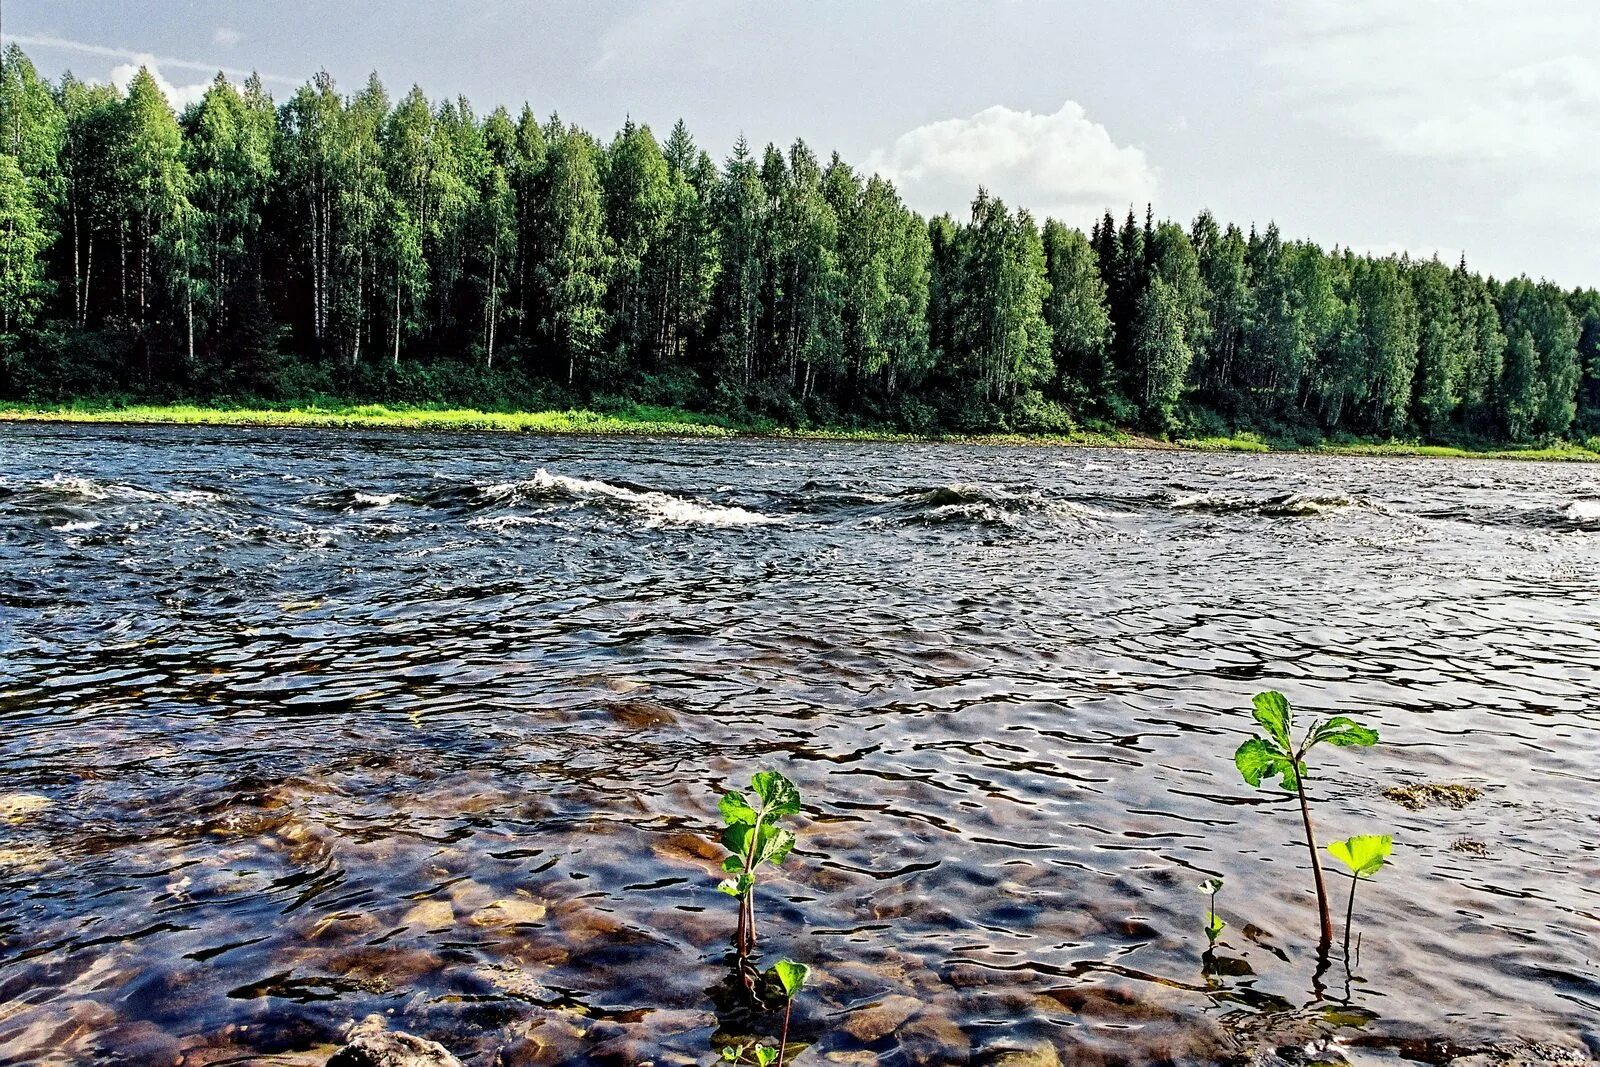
[9,0,1598,287]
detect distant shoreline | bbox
[4,403,1598,463]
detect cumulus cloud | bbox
[1263,2,1600,172]
[866,101,1157,227]
[110,58,213,111]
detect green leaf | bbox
[755,826,796,867]
[751,771,801,817]
[721,1046,741,1063]
[1311,716,1380,749]
[1327,834,1392,877]
[721,854,745,873]
[772,959,809,998]
[1205,912,1225,944]
[1251,691,1294,751]
[722,823,752,860]
[1235,738,1301,792]
[1197,877,1223,896]
[754,1047,778,1067]
[720,791,758,826]
[717,872,755,897]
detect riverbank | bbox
[4,402,1599,462]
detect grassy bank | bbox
[0,400,1153,449]
[4,401,1599,462]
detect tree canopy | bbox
[1,47,1595,446]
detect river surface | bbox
[1,424,1598,1067]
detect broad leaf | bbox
[1197,877,1223,896]
[1327,834,1392,877]
[754,1047,778,1067]
[721,1047,741,1063]
[722,823,753,859]
[772,958,809,997]
[720,791,758,826]
[1311,716,1379,749]
[722,854,744,874]
[1236,737,1284,785]
[755,825,796,867]
[1205,912,1225,943]
[1251,691,1294,751]
[751,771,801,817]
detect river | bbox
[1,424,1597,1065]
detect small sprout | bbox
[771,959,809,999]
[766,959,809,1066]
[754,1048,778,1067]
[1197,877,1225,947]
[1328,834,1393,958]
[1235,691,1379,953]
[1327,835,1392,879]
[718,770,803,959]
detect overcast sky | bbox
[11,1,1597,287]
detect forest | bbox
[1,45,1597,445]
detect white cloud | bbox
[1261,1,1600,227]
[213,27,243,48]
[866,100,1157,227]
[12,32,293,85]
[110,59,212,111]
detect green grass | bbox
[1313,440,1600,462]
[0,402,742,437]
[4,401,1599,462]
[0,400,1160,450]
[1176,434,1271,453]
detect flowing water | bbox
[1,424,1598,1066]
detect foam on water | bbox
[483,468,780,528]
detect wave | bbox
[874,484,1110,529]
[0,474,225,513]
[1172,489,1359,517]
[305,488,419,511]
[1563,498,1600,527]
[476,469,779,528]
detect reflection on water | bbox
[1,424,1598,1065]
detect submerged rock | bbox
[325,1015,463,1067]
[0,793,51,822]
[841,993,922,1042]
[401,899,456,930]
[1382,782,1482,810]
[468,894,547,927]
[977,1041,1062,1067]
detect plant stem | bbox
[737,806,768,958]
[1344,874,1358,960]
[777,999,793,1067]
[1293,768,1334,952]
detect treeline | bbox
[1,46,1597,443]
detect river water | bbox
[1,424,1597,1066]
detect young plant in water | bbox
[769,959,808,1066]
[1198,876,1225,947]
[718,770,802,958]
[1234,691,1378,952]
[1327,834,1392,957]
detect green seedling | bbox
[1235,691,1379,953]
[1327,834,1392,957]
[721,1042,779,1066]
[769,959,808,1067]
[718,771,802,958]
[1198,876,1225,947]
